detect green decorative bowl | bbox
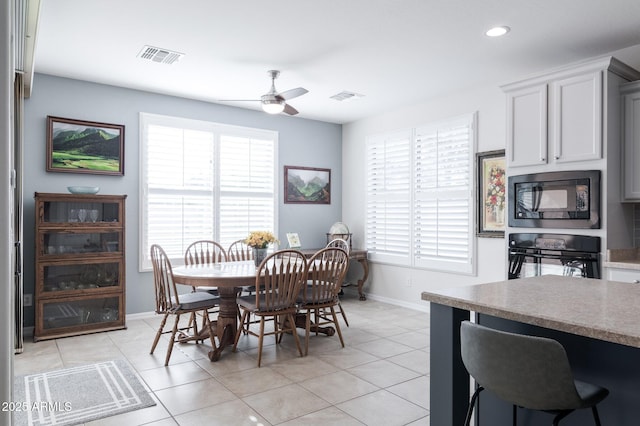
[67,186,100,194]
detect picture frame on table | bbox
[286,233,301,248]
[46,115,125,176]
[477,149,506,237]
[284,165,331,204]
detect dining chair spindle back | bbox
[324,239,351,326]
[326,238,350,254]
[227,239,253,261]
[185,240,227,265]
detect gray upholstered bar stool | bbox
[460,321,609,426]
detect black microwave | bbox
[508,170,600,229]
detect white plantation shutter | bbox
[219,134,275,245]
[140,113,277,270]
[414,118,473,272]
[366,131,412,265]
[366,113,476,273]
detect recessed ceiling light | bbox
[485,26,510,37]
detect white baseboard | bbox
[126,311,156,320]
[343,287,430,313]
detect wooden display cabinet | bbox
[34,192,127,341]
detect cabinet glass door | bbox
[38,232,120,256]
[39,231,121,256]
[41,200,121,224]
[40,261,121,294]
[41,296,122,331]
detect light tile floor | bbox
[14,292,431,425]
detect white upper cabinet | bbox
[551,71,602,163]
[505,84,547,167]
[502,57,640,170]
[621,81,640,201]
[504,69,602,168]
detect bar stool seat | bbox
[460,321,609,426]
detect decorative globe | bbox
[329,222,349,235]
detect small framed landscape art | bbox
[284,166,331,204]
[46,116,125,176]
[477,149,506,237]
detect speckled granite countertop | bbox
[604,248,640,270]
[421,275,640,348]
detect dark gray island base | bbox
[423,276,640,426]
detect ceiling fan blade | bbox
[283,103,299,116]
[277,87,308,101]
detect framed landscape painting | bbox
[46,116,125,176]
[477,149,506,237]
[284,166,331,204]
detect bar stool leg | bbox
[463,386,484,426]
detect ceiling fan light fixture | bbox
[262,99,285,114]
[218,70,306,116]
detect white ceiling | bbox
[32,0,640,124]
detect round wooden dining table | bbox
[172,260,257,361]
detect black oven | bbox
[508,170,600,229]
[508,233,600,279]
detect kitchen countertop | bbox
[604,248,640,270]
[421,275,640,348]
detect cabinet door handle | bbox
[540,157,545,162]
[554,155,560,160]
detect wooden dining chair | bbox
[324,239,351,327]
[185,240,227,266]
[184,241,227,292]
[185,239,227,316]
[227,239,253,262]
[298,246,350,355]
[232,249,306,367]
[227,238,257,292]
[149,244,220,366]
[228,238,262,332]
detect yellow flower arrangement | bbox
[245,230,278,249]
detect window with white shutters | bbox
[218,134,275,245]
[366,130,412,266]
[365,113,476,274]
[140,113,277,270]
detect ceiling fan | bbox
[219,70,308,115]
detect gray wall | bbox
[23,73,342,324]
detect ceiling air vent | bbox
[137,45,184,65]
[330,91,364,102]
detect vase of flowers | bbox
[245,231,278,266]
